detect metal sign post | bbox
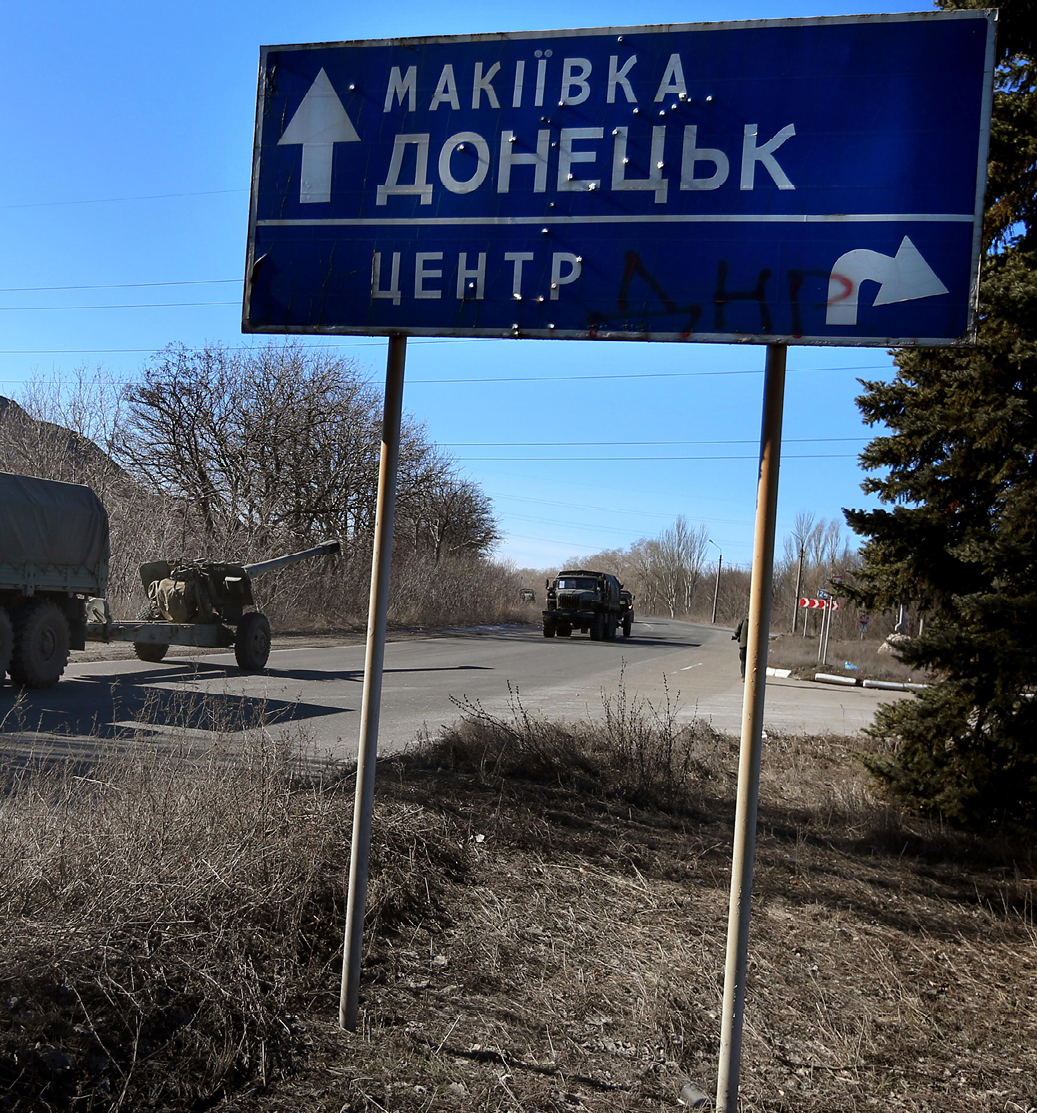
[339,334,406,1031]
[716,343,786,1112]
[817,597,828,665]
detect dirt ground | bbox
[216,727,1037,1113]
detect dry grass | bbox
[1,690,1035,1112]
[768,633,923,684]
[0,711,357,1111]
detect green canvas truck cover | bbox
[0,471,110,583]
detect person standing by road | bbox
[733,616,749,680]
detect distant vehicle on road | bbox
[542,569,629,640]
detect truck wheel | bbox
[622,616,632,638]
[10,600,70,688]
[0,607,13,684]
[542,621,556,638]
[589,615,604,641]
[605,616,618,640]
[235,611,271,670]
[134,606,169,662]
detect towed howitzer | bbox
[141,540,341,625]
[86,539,341,671]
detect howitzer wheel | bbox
[133,606,170,662]
[235,611,271,671]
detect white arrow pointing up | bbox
[827,236,949,326]
[277,68,360,204]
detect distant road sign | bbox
[243,11,995,345]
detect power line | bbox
[0,279,240,293]
[0,356,896,379]
[413,363,894,383]
[0,188,248,210]
[440,436,867,447]
[0,340,492,376]
[500,530,753,567]
[505,514,658,539]
[0,301,240,312]
[488,490,746,524]
[0,339,453,359]
[506,511,747,535]
[455,453,859,462]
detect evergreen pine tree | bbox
[845,0,1037,828]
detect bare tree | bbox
[1,367,130,500]
[403,473,501,561]
[119,342,413,557]
[650,515,709,617]
[778,512,858,637]
[1,371,178,609]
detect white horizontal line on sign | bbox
[256,212,975,228]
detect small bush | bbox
[432,681,735,818]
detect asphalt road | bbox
[0,619,908,760]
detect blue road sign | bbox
[243,12,995,346]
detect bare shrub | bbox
[434,681,735,818]
[387,552,527,629]
[0,721,351,1110]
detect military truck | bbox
[542,568,628,640]
[0,471,338,688]
[0,472,110,687]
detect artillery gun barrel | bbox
[242,540,340,578]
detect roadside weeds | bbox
[0,687,1034,1112]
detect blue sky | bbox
[3,0,935,572]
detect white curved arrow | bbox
[278,68,360,204]
[827,236,948,326]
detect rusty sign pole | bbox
[716,343,787,1112]
[340,334,407,1032]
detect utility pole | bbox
[709,539,723,624]
[791,546,804,634]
